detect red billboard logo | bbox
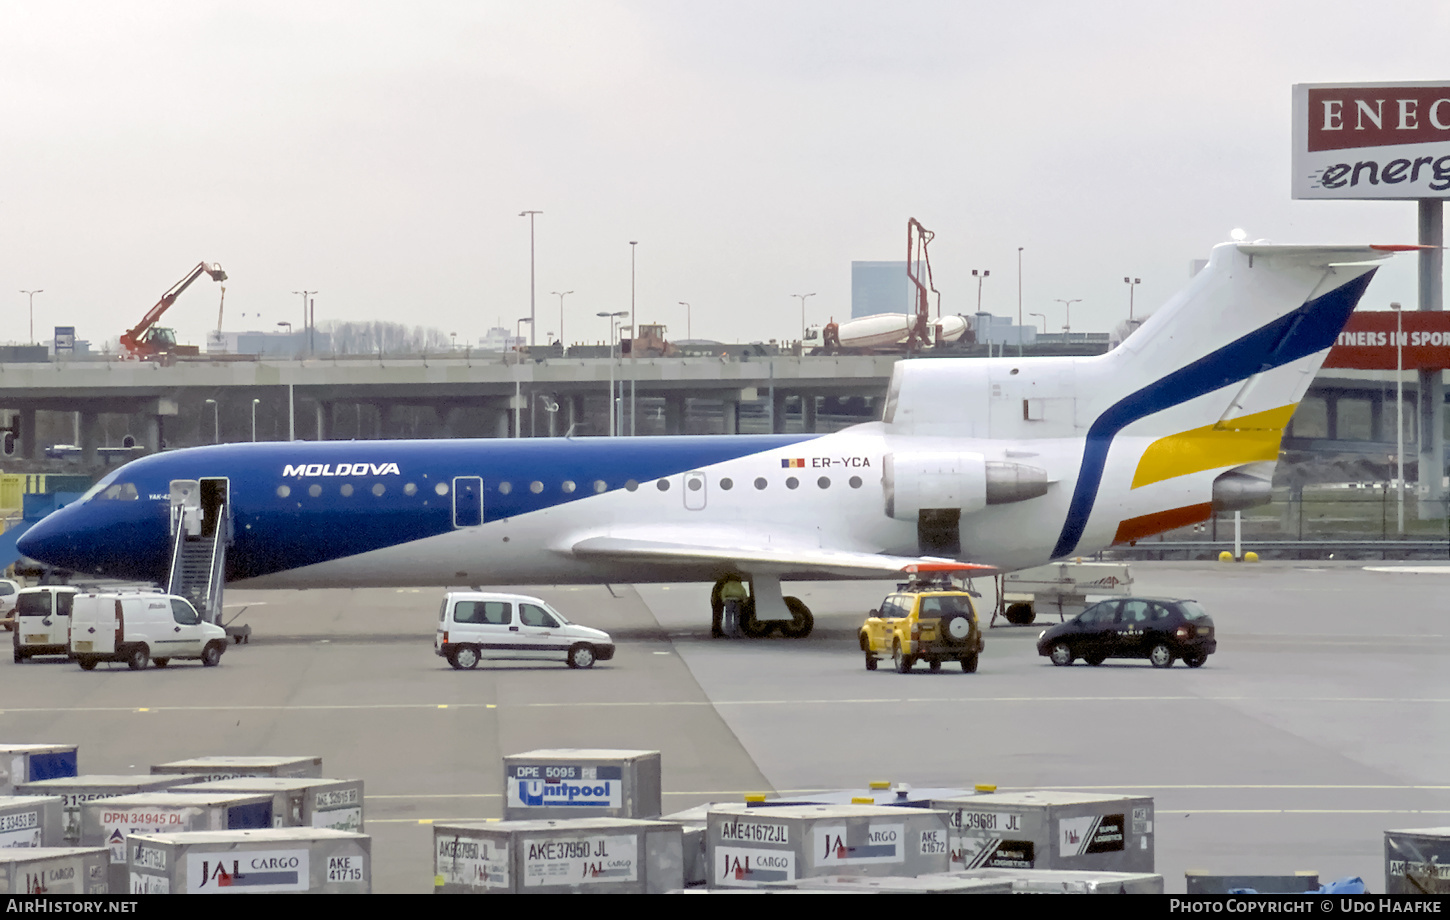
[1324,311,1450,371]
[1308,87,1450,152]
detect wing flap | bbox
[566,531,994,578]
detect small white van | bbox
[69,591,227,670]
[435,592,614,670]
[13,586,79,662]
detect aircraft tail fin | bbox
[1094,242,1395,429]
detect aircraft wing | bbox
[564,526,994,578]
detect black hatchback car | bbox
[1036,597,1216,668]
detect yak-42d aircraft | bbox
[17,241,1404,638]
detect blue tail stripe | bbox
[1051,270,1375,558]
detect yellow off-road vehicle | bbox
[859,584,983,673]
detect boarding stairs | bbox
[166,478,246,642]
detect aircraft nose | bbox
[14,513,65,566]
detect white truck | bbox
[68,590,227,670]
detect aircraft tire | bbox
[1005,603,1035,625]
[779,597,814,639]
[740,601,771,638]
[709,580,726,638]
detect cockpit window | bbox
[80,470,124,502]
[96,483,139,501]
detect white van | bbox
[435,592,614,670]
[69,591,227,671]
[13,586,79,662]
[0,579,20,630]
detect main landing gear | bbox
[710,575,814,639]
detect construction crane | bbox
[120,262,228,359]
[817,218,966,355]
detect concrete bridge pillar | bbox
[316,401,334,441]
[78,411,100,466]
[141,414,161,454]
[771,390,788,434]
[568,395,584,436]
[18,409,36,460]
[802,394,818,433]
[720,397,739,436]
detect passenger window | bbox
[1120,600,1149,624]
[170,599,199,626]
[1079,602,1116,626]
[483,602,511,625]
[919,598,942,617]
[56,593,73,616]
[519,604,558,628]
[16,594,49,617]
[453,602,485,624]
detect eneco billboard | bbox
[1293,82,1450,199]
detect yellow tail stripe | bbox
[1130,405,1297,490]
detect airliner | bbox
[16,241,1401,637]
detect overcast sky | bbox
[4,1,1447,350]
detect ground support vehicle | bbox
[995,561,1133,626]
[0,579,19,631]
[1035,596,1217,668]
[13,585,78,662]
[68,590,227,670]
[859,581,984,673]
[435,591,614,670]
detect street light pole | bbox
[1029,312,1047,335]
[204,399,219,444]
[20,290,42,345]
[251,398,260,442]
[629,241,637,437]
[597,310,627,437]
[1124,277,1141,320]
[972,270,990,314]
[792,293,815,345]
[1055,298,1081,340]
[292,291,317,354]
[678,302,691,341]
[551,290,573,348]
[1017,248,1024,356]
[520,211,542,347]
[1393,301,1405,534]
